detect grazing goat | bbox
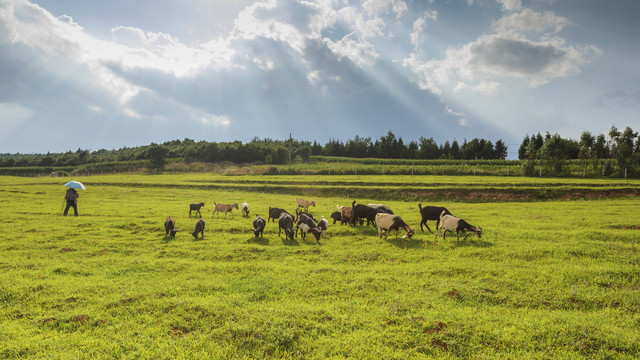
[241,202,250,217]
[418,204,452,233]
[252,215,266,238]
[296,198,316,213]
[295,208,316,222]
[436,211,482,241]
[212,202,239,218]
[330,211,342,224]
[189,202,205,217]
[295,213,322,243]
[351,200,381,227]
[340,205,353,225]
[317,216,329,232]
[368,204,394,215]
[278,212,295,240]
[339,205,363,226]
[192,218,205,239]
[375,213,414,240]
[164,216,177,237]
[268,207,291,223]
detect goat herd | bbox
[163,198,483,244]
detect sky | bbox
[1,0,639,158]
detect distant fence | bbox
[1,159,638,178]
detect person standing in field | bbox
[64,187,79,216]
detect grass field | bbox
[1,174,640,359]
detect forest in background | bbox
[0,131,507,168]
[1,126,640,178]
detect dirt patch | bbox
[40,317,57,324]
[60,247,74,253]
[90,249,108,257]
[169,326,190,337]
[72,315,88,323]
[406,189,640,202]
[609,224,640,230]
[424,321,448,334]
[447,290,461,299]
[431,339,449,351]
[405,190,532,202]
[107,295,142,308]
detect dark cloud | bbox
[471,37,565,75]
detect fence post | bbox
[625,168,627,179]
[539,169,542,177]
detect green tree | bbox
[146,143,168,168]
[494,140,508,160]
[518,135,530,160]
[418,137,439,159]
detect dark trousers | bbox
[64,200,78,216]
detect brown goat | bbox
[212,202,239,218]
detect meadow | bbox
[1,173,639,359]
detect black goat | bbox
[351,200,381,227]
[418,204,452,233]
[164,216,177,237]
[189,202,205,217]
[278,212,295,240]
[252,215,266,238]
[330,211,341,224]
[192,218,205,239]
[268,207,291,223]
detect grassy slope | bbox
[1,174,639,359]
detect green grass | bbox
[1,174,640,359]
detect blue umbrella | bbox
[64,181,86,190]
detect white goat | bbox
[436,211,482,241]
[375,213,414,240]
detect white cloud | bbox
[200,114,231,128]
[404,5,600,94]
[410,10,437,51]
[497,0,522,11]
[325,32,380,67]
[493,8,571,34]
[362,0,408,19]
[125,108,142,119]
[88,105,104,114]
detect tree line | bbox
[313,132,508,160]
[0,131,507,169]
[518,125,640,176]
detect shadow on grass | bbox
[448,238,494,248]
[385,237,425,249]
[247,237,269,245]
[162,235,176,242]
[281,237,299,246]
